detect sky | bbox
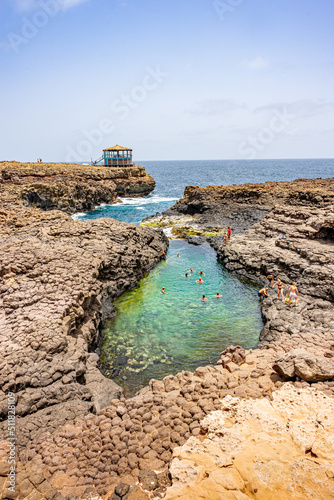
[0,0,333,162]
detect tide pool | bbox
[100,239,262,396]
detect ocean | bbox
[75,158,334,224]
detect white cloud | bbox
[241,56,269,70]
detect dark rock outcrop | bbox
[186,235,206,245]
[154,177,334,236]
[0,161,155,213]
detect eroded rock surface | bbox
[165,383,334,500]
[142,177,334,236]
[13,360,283,499]
[273,347,334,381]
[0,213,168,447]
[0,162,167,451]
[0,161,155,213]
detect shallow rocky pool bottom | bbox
[100,240,263,396]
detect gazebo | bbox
[95,145,133,167]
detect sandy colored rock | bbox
[166,383,334,499]
[273,347,334,381]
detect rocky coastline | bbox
[0,162,168,497]
[0,162,155,214]
[1,171,334,499]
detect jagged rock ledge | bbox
[0,161,155,213]
[141,177,334,237]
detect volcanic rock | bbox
[165,384,334,499]
[273,348,334,381]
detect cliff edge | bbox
[0,161,155,213]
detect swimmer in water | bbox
[199,270,205,276]
[176,253,180,257]
[183,272,189,277]
[201,294,207,302]
[196,277,203,284]
[160,287,168,294]
[214,292,222,298]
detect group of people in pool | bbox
[160,253,223,302]
[258,274,300,306]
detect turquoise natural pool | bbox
[100,240,263,396]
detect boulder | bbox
[186,236,206,245]
[273,348,334,382]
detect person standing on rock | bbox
[288,282,299,306]
[227,226,231,240]
[223,233,227,245]
[266,274,275,287]
[273,279,286,300]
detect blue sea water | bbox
[75,158,334,224]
